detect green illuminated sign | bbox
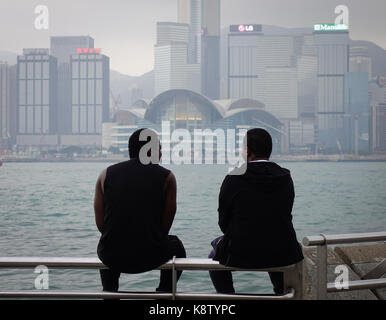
[314,24,349,31]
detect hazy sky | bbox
[0,0,385,76]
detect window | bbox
[27,80,34,105]
[34,80,41,105]
[72,106,79,133]
[88,79,94,104]
[42,106,49,133]
[35,106,42,133]
[19,106,26,133]
[95,61,102,78]
[95,80,102,104]
[88,106,95,133]
[88,61,94,78]
[43,62,49,79]
[19,80,26,105]
[80,61,87,78]
[80,80,87,104]
[19,62,26,79]
[80,106,87,133]
[27,62,34,79]
[35,62,42,79]
[72,80,79,104]
[43,80,49,105]
[95,105,102,133]
[27,107,34,133]
[72,61,79,78]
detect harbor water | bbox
[0,161,385,293]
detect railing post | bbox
[172,256,177,300]
[283,261,303,299]
[316,234,328,300]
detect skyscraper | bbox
[264,66,298,119]
[51,36,95,135]
[157,22,189,45]
[228,26,297,119]
[70,49,109,135]
[372,103,386,151]
[154,22,200,95]
[343,72,369,154]
[17,49,58,138]
[227,24,264,100]
[0,62,10,148]
[314,27,349,152]
[369,77,386,152]
[188,0,202,64]
[201,0,221,99]
[177,0,190,24]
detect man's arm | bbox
[162,172,177,235]
[218,176,233,234]
[94,169,106,233]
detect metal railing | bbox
[0,257,302,300]
[302,231,386,300]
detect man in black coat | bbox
[209,128,304,294]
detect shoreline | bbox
[1,157,386,163]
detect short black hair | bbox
[246,128,272,159]
[128,128,155,159]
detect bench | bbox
[0,257,303,300]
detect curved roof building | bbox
[111,90,285,154]
[127,89,282,133]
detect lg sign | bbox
[238,25,253,32]
[230,24,262,33]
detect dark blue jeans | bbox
[208,236,284,294]
[99,235,186,292]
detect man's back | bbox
[214,161,304,268]
[97,158,171,273]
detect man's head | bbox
[128,128,161,162]
[243,128,272,161]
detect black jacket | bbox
[213,161,304,268]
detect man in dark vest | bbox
[94,128,186,292]
[209,128,304,294]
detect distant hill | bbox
[350,40,386,77]
[110,69,154,107]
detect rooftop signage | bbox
[76,48,101,54]
[314,23,349,32]
[230,24,262,33]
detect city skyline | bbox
[0,0,386,76]
[0,0,385,154]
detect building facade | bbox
[372,103,386,152]
[154,22,200,95]
[70,50,109,135]
[0,63,13,148]
[314,29,349,152]
[343,72,369,154]
[157,22,189,45]
[51,36,96,135]
[201,0,221,99]
[227,25,264,100]
[228,26,298,120]
[188,0,202,64]
[17,49,58,138]
[369,77,386,152]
